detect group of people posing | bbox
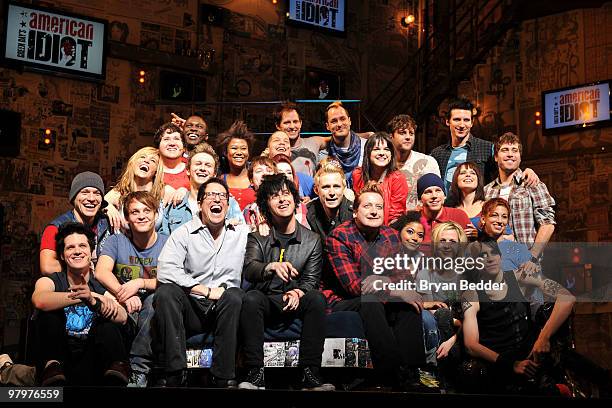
[32,97,575,394]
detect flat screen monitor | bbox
[541,80,610,135]
[2,1,107,80]
[286,0,346,33]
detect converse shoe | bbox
[238,366,265,390]
[127,371,148,388]
[301,366,335,391]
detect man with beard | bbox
[484,132,556,258]
[388,114,440,211]
[154,178,248,387]
[39,172,111,276]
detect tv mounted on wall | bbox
[286,0,346,34]
[541,80,611,135]
[1,1,108,80]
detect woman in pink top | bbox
[352,132,408,225]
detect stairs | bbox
[363,0,526,130]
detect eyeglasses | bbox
[202,191,228,200]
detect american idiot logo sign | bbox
[288,0,345,32]
[3,3,106,79]
[542,81,611,134]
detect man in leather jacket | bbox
[239,174,334,391]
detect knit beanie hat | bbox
[417,173,445,198]
[69,172,106,204]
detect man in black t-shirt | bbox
[31,222,129,386]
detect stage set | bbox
[0,0,611,402]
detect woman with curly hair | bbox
[218,120,256,210]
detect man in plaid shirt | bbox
[485,132,556,261]
[431,97,540,193]
[323,182,433,391]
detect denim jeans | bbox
[130,294,155,374]
[421,310,440,365]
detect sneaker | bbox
[104,361,130,386]
[127,371,148,388]
[238,366,265,390]
[157,369,187,387]
[301,366,335,391]
[398,367,440,394]
[210,375,237,389]
[40,361,66,387]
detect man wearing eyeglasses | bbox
[154,177,249,387]
[239,174,333,391]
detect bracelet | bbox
[88,298,102,313]
[204,286,211,299]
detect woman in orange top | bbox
[352,132,408,225]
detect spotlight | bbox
[401,15,415,27]
[39,128,56,150]
[138,69,146,85]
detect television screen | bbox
[2,1,107,80]
[542,80,610,135]
[287,0,346,33]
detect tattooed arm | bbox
[461,294,500,363]
[529,278,575,362]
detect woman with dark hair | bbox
[445,162,486,239]
[218,120,256,210]
[352,132,408,225]
[479,198,542,307]
[461,240,574,394]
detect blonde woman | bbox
[415,221,467,367]
[105,147,164,231]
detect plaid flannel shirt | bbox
[322,220,402,306]
[484,168,556,247]
[430,134,498,186]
